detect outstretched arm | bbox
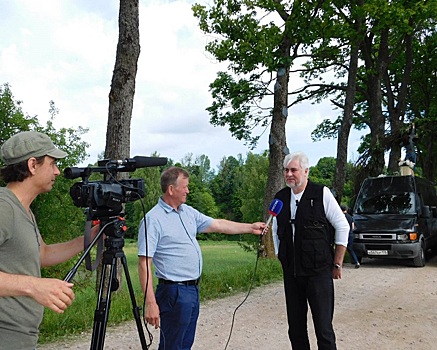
[204,219,265,235]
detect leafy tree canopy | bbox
[0,83,91,278]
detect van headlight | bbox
[397,233,418,241]
[397,233,409,241]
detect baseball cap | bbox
[1,131,68,165]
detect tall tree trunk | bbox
[262,66,289,258]
[262,25,292,257]
[386,27,413,173]
[262,1,324,257]
[105,0,140,160]
[98,0,140,292]
[333,2,362,204]
[359,28,389,177]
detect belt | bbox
[158,278,199,286]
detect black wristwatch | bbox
[333,263,342,270]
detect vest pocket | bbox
[301,223,330,268]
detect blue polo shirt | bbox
[138,197,213,281]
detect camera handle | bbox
[64,217,148,350]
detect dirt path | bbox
[40,255,437,350]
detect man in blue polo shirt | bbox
[138,166,265,350]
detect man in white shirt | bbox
[272,151,349,350]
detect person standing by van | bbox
[272,151,349,350]
[341,205,360,268]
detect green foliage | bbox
[407,25,437,180]
[180,153,215,185]
[237,151,269,223]
[311,116,342,142]
[192,0,292,147]
[309,157,337,188]
[178,154,219,219]
[210,155,244,221]
[304,0,437,179]
[0,83,39,166]
[310,156,354,205]
[0,83,91,278]
[207,72,268,147]
[128,162,164,239]
[187,174,221,240]
[193,0,437,190]
[190,188,219,219]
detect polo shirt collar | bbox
[158,197,185,213]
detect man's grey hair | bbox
[283,152,310,172]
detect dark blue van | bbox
[353,175,437,267]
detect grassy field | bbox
[38,240,282,344]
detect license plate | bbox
[368,250,388,255]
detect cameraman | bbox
[0,131,98,350]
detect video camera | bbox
[64,156,167,219]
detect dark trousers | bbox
[347,232,359,264]
[283,272,336,350]
[156,284,200,350]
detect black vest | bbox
[275,181,334,276]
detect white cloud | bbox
[0,0,361,171]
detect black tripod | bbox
[65,216,148,350]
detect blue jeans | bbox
[283,272,337,350]
[156,284,200,350]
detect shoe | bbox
[355,262,360,269]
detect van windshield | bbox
[355,192,415,214]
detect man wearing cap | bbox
[0,131,98,349]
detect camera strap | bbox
[84,219,103,271]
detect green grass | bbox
[38,241,282,344]
[200,241,282,300]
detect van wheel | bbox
[413,240,426,267]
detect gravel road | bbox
[40,254,437,350]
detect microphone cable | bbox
[223,233,265,350]
[223,199,282,349]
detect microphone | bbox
[64,156,168,180]
[113,156,168,171]
[262,199,284,235]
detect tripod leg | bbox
[120,254,148,349]
[90,252,117,350]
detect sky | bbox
[0,0,365,170]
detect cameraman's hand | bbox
[29,277,75,313]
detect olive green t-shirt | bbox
[0,187,42,349]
